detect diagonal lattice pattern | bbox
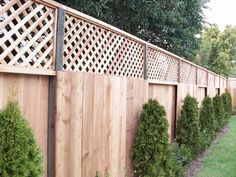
[180,61,196,84]
[208,73,215,86]
[197,69,207,86]
[215,76,220,88]
[63,13,144,78]
[147,48,178,82]
[0,0,55,69]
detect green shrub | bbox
[171,142,193,167]
[199,96,215,137]
[132,99,175,177]
[169,146,185,177]
[199,130,212,151]
[0,100,43,177]
[223,91,232,117]
[176,95,200,156]
[222,93,230,121]
[213,95,225,130]
[226,91,232,115]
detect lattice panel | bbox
[180,62,196,84]
[208,73,215,86]
[147,48,178,82]
[0,0,55,69]
[63,14,144,78]
[215,76,220,88]
[197,69,207,86]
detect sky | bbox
[203,0,236,31]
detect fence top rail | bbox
[3,0,227,80]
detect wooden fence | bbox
[227,78,236,108]
[0,0,228,177]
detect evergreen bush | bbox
[199,96,215,137]
[222,93,230,120]
[226,91,232,115]
[222,91,232,118]
[176,95,200,156]
[171,142,193,167]
[132,99,179,177]
[213,95,225,130]
[0,100,43,177]
[199,130,212,151]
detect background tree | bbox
[196,25,236,77]
[55,0,206,61]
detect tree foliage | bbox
[55,0,206,61]
[196,25,236,77]
[176,95,200,156]
[0,100,43,177]
[132,99,178,177]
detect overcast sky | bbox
[203,0,236,31]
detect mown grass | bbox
[195,116,236,177]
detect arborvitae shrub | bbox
[132,99,177,177]
[199,96,215,137]
[171,142,193,167]
[176,95,200,156]
[223,91,232,117]
[213,95,225,130]
[0,100,43,177]
[226,91,232,115]
[222,93,230,120]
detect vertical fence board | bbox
[82,73,95,177]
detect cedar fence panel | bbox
[0,0,230,177]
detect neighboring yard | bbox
[194,116,236,177]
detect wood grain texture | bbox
[148,84,177,140]
[0,73,48,177]
[55,71,227,177]
[55,72,148,177]
[0,71,226,177]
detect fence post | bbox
[207,71,209,86]
[178,59,181,83]
[144,44,148,80]
[48,8,65,177]
[55,8,65,71]
[196,67,198,85]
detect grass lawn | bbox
[195,116,236,177]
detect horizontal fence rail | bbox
[0,0,227,85]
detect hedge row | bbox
[176,92,232,164]
[132,91,232,177]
